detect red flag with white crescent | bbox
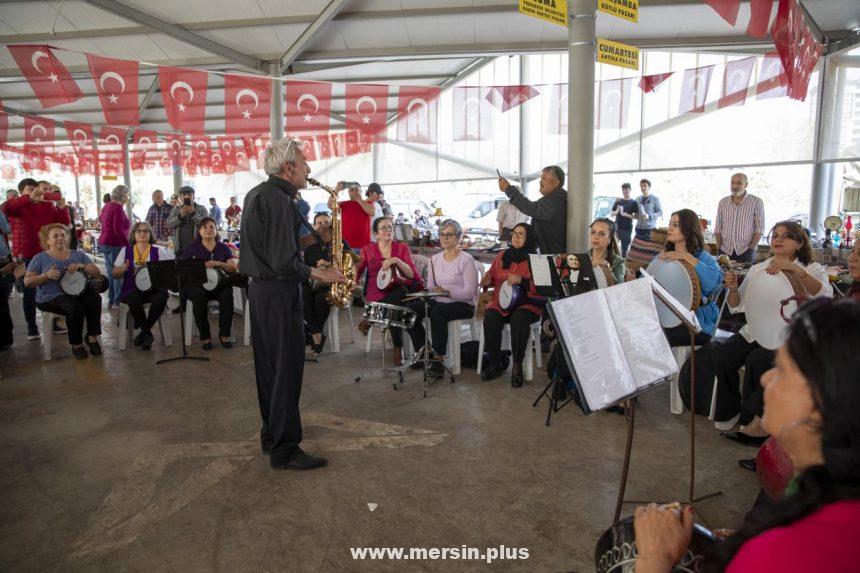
[24,116,55,168]
[718,57,755,108]
[87,54,140,125]
[216,136,238,167]
[99,125,127,176]
[224,74,272,136]
[163,133,185,168]
[297,137,317,162]
[8,45,83,108]
[190,135,212,169]
[679,65,715,114]
[315,134,332,159]
[64,121,94,160]
[345,84,388,141]
[484,85,539,112]
[131,129,157,171]
[396,86,440,144]
[159,66,208,134]
[286,80,332,133]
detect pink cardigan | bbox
[357,241,423,302]
[727,500,860,572]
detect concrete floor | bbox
[0,297,761,572]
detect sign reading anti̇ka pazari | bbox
[518,0,568,27]
[598,0,638,23]
[597,39,640,71]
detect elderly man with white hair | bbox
[714,172,765,263]
[240,137,345,472]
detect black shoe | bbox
[720,432,768,447]
[312,333,326,354]
[409,359,424,370]
[140,331,154,351]
[428,361,445,379]
[261,442,272,455]
[270,451,328,470]
[481,363,503,381]
[133,331,146,347]
[86,339,102,356]
[511,364,523,388]
[738,458,756,472]
[27,326,39,340]
[202,341,213,351]
[220,337,232,349]
[72,345,88,360]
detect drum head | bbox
[376,268,392,290]
[203,267,220,291]
[596,516,713,573]
[647,259,695,328]
[499,282,513,309]
[61,271,86,296]
[134,267,152,291]
[744,270,796,350]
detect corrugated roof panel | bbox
[197,26,287,54]
[53,1,140,30]
[255,0,331,18]
[105,0,197,24]
[179,0,266,22]
[334,20,413,50]
[403,14,476,47]
[0,1,76,34]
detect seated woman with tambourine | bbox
[24,223,104,359]
[715,221,831,445]
[628,298,860,573]
[180,218,239,350]
[589,217,625,286]
[112,221,175,351]
[480,222,544,388]
[655,209,722,347]
[355,216,423,366]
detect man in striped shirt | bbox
[714,173,765,263]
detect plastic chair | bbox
[117,302,173,350]
[325,302,356,353]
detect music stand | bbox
[147,259,209,365]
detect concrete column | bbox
[172,164,183,195]
[809,162,835,236]
[372,142,382,183]
[269,62,284,142]
[519,55,529,192]
[809,55,843,238]
[567,0,596,252]
[122,138,133,220]
[93,140,102,217]
[74,173,80,204]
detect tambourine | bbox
[744,268,808,350]
[499,281,525,311]
[60,270,87,296]
[203,267,228,292]
[376,266,404,291]
[134,266,153,292]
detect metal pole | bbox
[810,56,840,237]
[567,0,596,252]
[269,62,284,142]
[74,173,80,204]
[172,164,183,196]
[519,55,529,191]
[122,135,133,220]
[93,140,102,217]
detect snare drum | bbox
[203,267,227,292]
[499,281,525,311]
[134,266,153,292]
[646,258,702,328]
[364,302,416,329]
[60,271,87,296]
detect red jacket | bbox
[2,196,71,259]
[484,251,545,317]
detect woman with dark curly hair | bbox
[632,297,860,572]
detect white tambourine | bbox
[499,281,525,311]
[646,258,701,328]
[60,270,86,296]
[134,266,152,292]
[203,267,226,292]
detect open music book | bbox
[547,278,678,414]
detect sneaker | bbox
[27,326,39,341]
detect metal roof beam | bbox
[280,0,350,75]
[78,0,264,71]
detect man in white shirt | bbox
[714,173,765,263]
[496,199,529,242]
[365,183,385,242]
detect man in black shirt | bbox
[611,183,639,257]
[498,165,568,254]
[240,137,343,471]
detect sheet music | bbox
[549,290,636,410]
[604,279,678,390]
[639,268,701,333]
[529,254,554,288]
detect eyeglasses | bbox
[511,231,526,238]
[439,232,457,238]
[378,226,393,232]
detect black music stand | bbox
[612,274,722,524]
[147,259,209,365]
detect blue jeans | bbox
[101,245,124,306]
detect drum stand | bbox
[407,296,455,398]
[354,322,404,388]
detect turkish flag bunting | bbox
[344,131,360,156]
[87,54,140,125]
[297,137,317,162]
[159,66,208,134]
[547,84,567,135]
[315,134,333,160]
[704,0,740,25]
[789,29,823,101]
[0,101,7,148]
[756,51,788,99]
[158,151,174,176]
[771,0,803,86]
[484,85,539,112]
[639,72,674,93]
[50,148,76,172]
[164,133,185,168]
[718,57,756,108]
[396,86,440,144]
[234,144,251,171]
[453,86,493,141]
[216,137,238,167]
[64,121,94,160]
[747,0,774,37]
[210,145,226,174]
[190,135,212,169]
[131,129,158,171]
[286,80,331,133]
[345,84,389,141]
[224,74,271,136]
[24,116,55,153]
[99,125,127,176]
[679,65,715,114]
[597,78,634,130]
[8,45,83,108]
[331,133,347,158]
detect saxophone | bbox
[306,177,357,308]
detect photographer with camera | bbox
[167,186,208,256]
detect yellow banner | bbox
[518,0,568,28]
[596,38,640,71]
[597,0,638,23]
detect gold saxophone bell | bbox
[307,178,356,308]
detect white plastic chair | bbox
[117,302,173,350]
[184,300,237,345]
[39,311,60,361]
[441,258,485,374]
[325,302,356,353]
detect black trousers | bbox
[303,284,331,335]
[36,291,102,345]
[710,333,774,424]
[617,227,633,257]
[183,284,233,340]
[728,248,756,263]
[21,258,37,329]
[0,276,13,347]
[482,307,540,366]
[664,325,712,348]
[375,285,409,348]
[249,279,305,462]
[121,289,168,332]
[406,300,475,357]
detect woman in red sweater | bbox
[479,223,544,387]
[633,297,860,572]
[98,185,131,308]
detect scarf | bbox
[501,223,537,269]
